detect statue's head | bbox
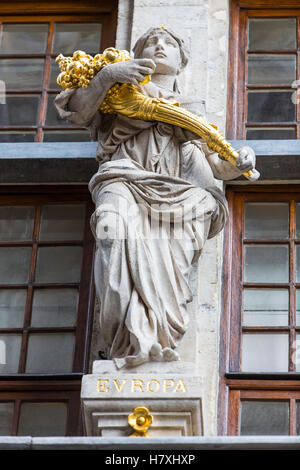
[133,26,189,76]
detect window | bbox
[228,1,300,139]
[0,187,95,436]
[0,0,118,142]
[0,1,116,436]
[221,187,300,436]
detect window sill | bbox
[0,140,299,183]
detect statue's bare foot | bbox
[162,347,179,362]
[149,343,163,361]
[125,352,148,366]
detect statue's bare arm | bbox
[205,145,256,181]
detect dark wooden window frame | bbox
[219,185,300,435]
[0,0,118,142]
[0,185,95,436]
[227,0,300,139]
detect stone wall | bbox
[90,0,230,436]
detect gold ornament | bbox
[128,406,153,437]
[56,48,259,181]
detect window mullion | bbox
[36,21,55,142]
[18,205,41,373]
[289,200,296,372]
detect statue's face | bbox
[141,31,181,75]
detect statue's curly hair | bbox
[132,26,189,72]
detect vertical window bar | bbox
[290,200,296,372]
[18,205,41,373]
[11,399,20,436]
[36,22,54,142]
[290,398,297,435]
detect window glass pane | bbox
[297,401,300,435]
[241,401,289,435]
[295,247,300,283]
[18,402,67,436]
[0,24,48,54]
[294,203,300,239]
[49,59,61,90]
[0,403,14,435]
[0,206,35,241]
[246,128,296,140]
[31,288,78,327]
[296,333,300,372]
[39,204,85,241]
[243,289,288,326]
[244,245,289,283]
[0,334,22,373]
[0,95,40,126]
[43,131,90,142]
[242,333,289,372]
[25,333,74,373]
[45,94,71,127]
[248,18,297,51]
[296,291,300,326]
[0,289,27,328]
[248,54,296,85]
[53,23,102,55]
[35,246,82,283]
[0,59,44,90]
[245,203,289,239]
[247,91,295,123]
[0,132,36,143]
[0,247,31,284]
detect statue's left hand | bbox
[236,146,256,173]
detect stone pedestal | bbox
[81,360,204,437]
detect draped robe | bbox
[55,81,228,368]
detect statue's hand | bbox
[236,146,256,172]
[101,59,156,86]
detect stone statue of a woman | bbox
[55,26,255,369]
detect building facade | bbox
[0,0,299,441]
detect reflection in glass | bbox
[31,288,78,327]
[0,403,14,435]
[242,333,288,372]
[0,334,22,373]
[26,333,75,373]
[35,246,83,283]
[0,24,48,54]
[295,247,300,283]
[53,23,102,54]
[296,291,300,326]
[0,59,44,89]
[297,401,300,435]
[244,245,288,283]
[248,18,297,51]
[0,289,27,328]
[245,203,289,239]
[49,59,61,90]
[241,401,289,435]
[246,128,296,140]
[243,289,288,326]
[247,91,295,123]
[0,247,31,284]
[294,204,300,239]
[43,131,90,142]
[0,132,36,143]
[39,204,85,241]
[248,55,296,85]
[18,402,67,436]
[46,95,71,126]
[296,334,300,372]
[0,95,40,126]
[0,206,35,241]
